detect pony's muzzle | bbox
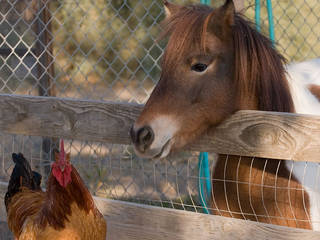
[131,115,178,158]
[130,125,154,153]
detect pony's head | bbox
[131,0,294,158]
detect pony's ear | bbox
[206,0,235,39]
[163,1,181,18]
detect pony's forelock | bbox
[160,4,212,75]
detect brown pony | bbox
[131,0,312,229]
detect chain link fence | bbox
[245,0,320,62]
[0,0,320,235]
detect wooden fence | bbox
[1,94,320,239]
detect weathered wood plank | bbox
[0,182,319,240]
[191,110,320,162]
[1,94,320,162]
[0,94,141,145]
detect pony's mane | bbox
[233,15,294,112]
[161,4,295,113]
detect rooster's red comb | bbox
[59,139,65,161]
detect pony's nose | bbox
[130,125,154,152]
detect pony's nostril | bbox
[137,126,154,151]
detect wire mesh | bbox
[245,0,320,61]
[1,0,320,237]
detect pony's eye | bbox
[191,63,208,72]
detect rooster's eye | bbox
[191,63,208,72]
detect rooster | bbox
[4,140,107,240]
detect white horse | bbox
[287,57,320,230]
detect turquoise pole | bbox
[256,0,276,45]
[202,152,211,195]
[266,0,275,44]
[200,0,211,5]
[198,152,210,214]
[255,0,261,32]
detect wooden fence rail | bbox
[1,94,320,162]
[1,94,320,239]
[0,182,319,240]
